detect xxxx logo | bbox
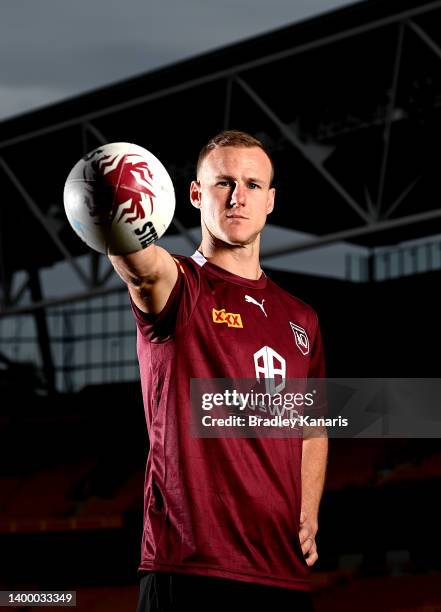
[212,308,243,329]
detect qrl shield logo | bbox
[254,346,286,394]
[290,322,310,356]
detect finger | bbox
[301,535,313,556]
[304,540,317,564]
[305,549,318,567]
[299,526,311,546]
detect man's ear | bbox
[190,180,202,209]
[266,187,275,215]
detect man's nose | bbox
[230,182,246,206]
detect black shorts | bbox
[136,572,314,612]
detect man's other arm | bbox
[299,434,328,566]
[108,244,178,315]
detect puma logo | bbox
[244,295,267,317]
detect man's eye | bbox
[248,183,260,189]
[217,181,233,187]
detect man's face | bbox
[190,146,275,246]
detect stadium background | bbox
[1,0,441,609]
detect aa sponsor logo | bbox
[254,346,286,394]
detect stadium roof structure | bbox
[1,0,441,314]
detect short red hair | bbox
[196,130,274,183]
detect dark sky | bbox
[0,0,355,121]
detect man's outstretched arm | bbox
[108,244,177,315]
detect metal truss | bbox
[2,0,441,320]
[2,1,441,151]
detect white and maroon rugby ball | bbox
[63,142,175,254]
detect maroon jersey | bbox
[130,251,326,591]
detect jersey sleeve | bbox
[308,310,326,379]
[129,254,201,342]
[307,310,327,423]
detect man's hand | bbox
[299,510,319,567]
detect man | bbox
[109,130,328,611]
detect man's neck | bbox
[198,238,262,281]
